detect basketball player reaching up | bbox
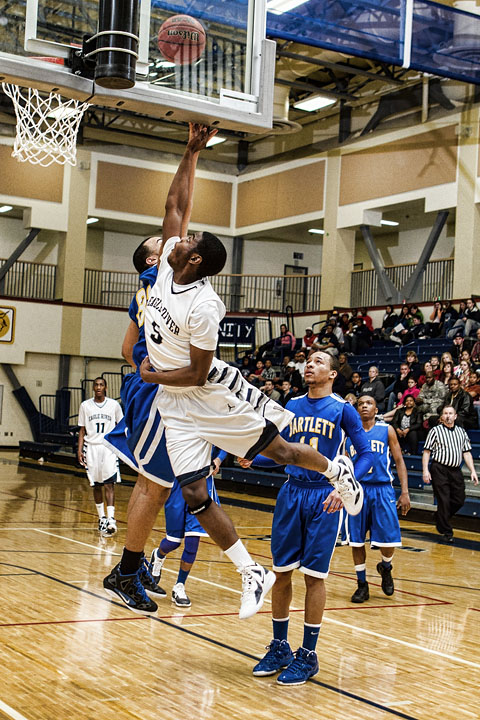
[78,378,123,536]
[346,395,411,603]
[139,123,364,620]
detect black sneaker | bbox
[351,581,369,603]
[103,563,158,614]
[139,557,167,598]
[377,562,394,596]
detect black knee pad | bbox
[188,496,212,515]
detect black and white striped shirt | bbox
[423,424,472,467]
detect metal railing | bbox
[83,268,322,312]
[84,268,141,307]
[0,258,56,300]
[350,258,454,307]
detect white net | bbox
[2,83,91,167]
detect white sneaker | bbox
[149,548,166,583]
[172,582,191,607]
[98,517,108,535]
[327,456,363,516]
[105,517,117,536]
[238,563,276,620]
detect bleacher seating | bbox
[347,338,448,377]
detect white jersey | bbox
[144,236,226,391]
[78,397,123,444]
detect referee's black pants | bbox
[430,461,466,535]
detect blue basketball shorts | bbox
[271,480,343,578]
[345,483,402,547]
[164,475,220,541]
[103,372,175,488]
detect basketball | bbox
[158,15,206,65]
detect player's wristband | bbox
[323,458,338,480]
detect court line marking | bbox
[33,529,120,554]
[0,616,148,628]
[322,616,480,669]
[0,699,29,720]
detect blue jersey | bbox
[128,266,158,369]
[347,421,394,485]
[278,393,372,486]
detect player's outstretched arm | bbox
[387,424,411,515]
[162,123,218,248]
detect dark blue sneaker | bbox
[252,639,294,676]
[376,562,394,596]
[103,563,158,614]
[139,556,167,598]
[276,647,319,686]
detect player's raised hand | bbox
[187,122,218,152]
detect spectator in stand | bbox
[239,356,253,379]
[361,366,386,410]
[430,356,441,379]
[409,304,424,322]
[455,359,473,389]
[386,362,412,412]
[303,327,316,349]
[471,329,480,366]
[344,318,372,355]
[402,315,428,345]
[447,300,468,338]
[339,313,351,335]
[418,361,434,387]
[330,318,345,348]
[464,299,480,338]
[345,393,357,406]
[278,355,291,380]
[294,350,307,379]
[279,379,296,408]
[391,395,422,454]
[441,351,454,366]
[426,301,444,338]
[379,304,398,340]
[439,360,454,386]
[283,362,304,395]
[317,323,340,357]
[450,333,466,363]
[442,301,459,338]
[441,377,478,429]
[249,360,265,386]
[416,371,448,430]
[260,359,276,382]
[338,353,353,384]
[357,307,374,333]
[276,323,296,357]
[261,379,281,403]
[348,371,364,399]
[399,377,421,405]
[466,372,480,427]
[390,305,411,344]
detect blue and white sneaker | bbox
[139,556,167,598]
[253,640,294,676]
[103,563,158,614]
[327,456,363,516]
[277,647,319,686]
[238,563,276,620]
[149,548,166,584]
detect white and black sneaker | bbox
[98,517,108,535]
[149,548,166,584]
[104,517,117,536]
[327,456,363,516]
[139,556,167,598]
[172,582,191,607]
[238,563,275,620]
[103,564,158,614]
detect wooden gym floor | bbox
[0,451,479,720]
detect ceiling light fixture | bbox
[308,228,325,235]
[293,95,337,112]
[0,205,13,213]
[380,219,399,226]
[86,217,99,225]
[206,136,226,147]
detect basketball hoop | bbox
[2,82,91,167]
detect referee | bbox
[422,405,478,542]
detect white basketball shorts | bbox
[158,363,294,485]
[84,443,121,486]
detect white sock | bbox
[224,539,255,569]
[106,505,115,519]
[96,503,105,519]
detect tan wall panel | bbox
[0,145,63,202]
[95,163,231,227]
[236,161,325,227]
[339,127,458,206]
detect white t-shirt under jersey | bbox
[144,236,226,384]
[78,397,123,444]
